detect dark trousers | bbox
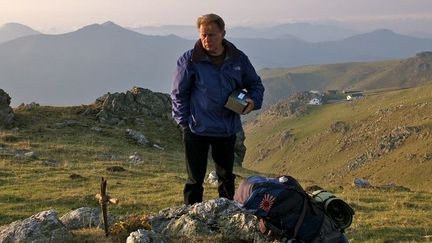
[183,129,236,205]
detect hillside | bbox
[1,87,432,242]
[260,52,432,105]
[243,83,432,192]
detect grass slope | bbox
[0,102,431,242]
[244,83,432,191]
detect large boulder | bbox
[0,210,73,243]
[85,86,171,125]
[60,207,116,230]
[0,89,14,128]
[127,198,268,243]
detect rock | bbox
[149,198,267,242]
[329,121,350,133]
[88,87,171,125]
[127,229,170,243]
[24,151,37,159]
[16,102,40,110]
[126,129,150,146]
[60,207,117,230]
[353,178,371,188]
[128,152,144,164]
[205,171,218,186]
[91,126,103,132]
[0,209,73,243]
[0,89,15,129]
[96,153,118,161]
[43,159,59,166]
[14,151,37,160]
[60,207,101,230]
[279,129,295,148]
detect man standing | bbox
[171,13,265,205]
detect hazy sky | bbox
[1,0,432,33]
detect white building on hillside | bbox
[346,93,364,101]
[309,98,323,105]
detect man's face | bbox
[199,23,225,55]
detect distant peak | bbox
[1,22,37,31]
[101,21,122,28]
[76,21,127,33]
[371,29,395,34]
[2,22,26,28]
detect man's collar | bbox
[191,39,240,62]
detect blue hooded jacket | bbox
[171,39,264,137]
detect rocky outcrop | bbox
[263,91,320,118]
[85,86,171,125]
[0,200,270,242]
[0,210,73,243]
[127,198,268,243]
[0,89,14,128]
[347,126,420,171]
[329,121,350,134]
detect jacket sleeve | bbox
[241,55,265,110]
[171,52,194,126]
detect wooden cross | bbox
[95,177,119,236]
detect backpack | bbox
[234,175,353,243]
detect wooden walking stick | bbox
[95,177,119,236]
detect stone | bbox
[60,207,117,230]
[60,207,101,230]
[148,198,268,242]
[16,102,39,110]
[329,121,350,133]
[0,89,15,129]
[126,129,150,145]
[205,171,218,186]
[353,178,371,188]
[126,229,170,243]
[88,87,171,125]
[43,159,59,166]
[127,152,144,164]
[0,210,73,243]
[24,151,37,159]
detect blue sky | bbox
[1,0,432,34]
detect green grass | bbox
[1,104,432,242]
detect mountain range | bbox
[0,21,432,105]
[132,22,358,42]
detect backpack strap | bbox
[292,198,308,239]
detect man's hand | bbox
[242,98,255,115]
